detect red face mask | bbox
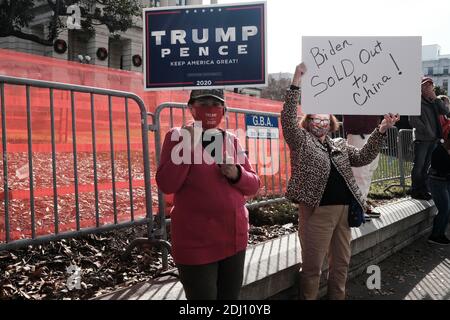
[191,106,224,129]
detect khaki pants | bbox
[298,205,352,300]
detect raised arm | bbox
[281,63,307,149]
[346,129,385,167]
[347,113,400,167]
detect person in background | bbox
[282,62,399,300]
[409,77,450,200]
[438,95,450,135]
[343,115,382,217]
[427,129,450,245]
[156,89,260,300]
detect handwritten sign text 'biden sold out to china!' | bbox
[301,36,422,115]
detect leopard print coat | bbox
[281,89,385,210]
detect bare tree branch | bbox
[0,29,53,46]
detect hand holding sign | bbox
[379,113,400,134]
[292,62,307,87]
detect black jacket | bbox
[428,144,450,180]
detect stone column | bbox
[87,24,109,67]
[44,19,69,61]
[129,41,143,73]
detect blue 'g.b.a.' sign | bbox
[245,114,279,139]
[143,2,267,91]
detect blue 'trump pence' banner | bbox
[143,2,267,91]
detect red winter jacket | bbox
[156,128,260,265]
[440,115,450,139]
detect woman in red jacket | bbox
[156,89,260,300]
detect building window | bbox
[444,67,449,75]
[443,79,448,92]
[176,0,187,5]
[68,30,89,62]
[427,67,433,75]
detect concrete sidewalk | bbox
[347,225,450,300]
[95,198,438,300]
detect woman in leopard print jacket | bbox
[282,63,399,300]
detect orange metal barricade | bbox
[0,49,296,245]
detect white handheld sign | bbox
[301,36,422,115]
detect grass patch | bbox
[368,178,411,200]
[248,200,298,227]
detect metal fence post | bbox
[0,76,171,261]
[398,129,406,194]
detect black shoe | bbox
[428,236,450,245]
[411,192,432,201]
[366,206,381,218]
[367,211,381,218]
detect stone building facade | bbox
[0,0,216,73]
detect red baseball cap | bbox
[421,76,434,85]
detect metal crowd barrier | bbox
[153,102,290,197]
[332,123,411,190]
[397,129,414,192]
[0,77,415,265]
[0,75,170,260]
[152,103,290,258]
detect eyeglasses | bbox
[309,118,330,126]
